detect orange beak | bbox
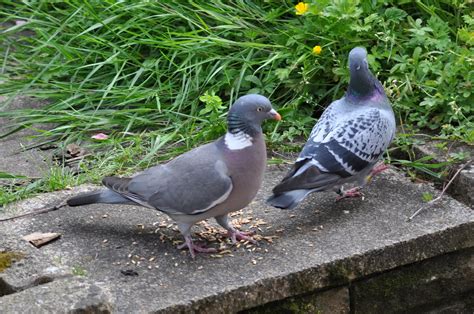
[269,108,282,121]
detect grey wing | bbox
[304,108,394,177]
[122,143,233,215]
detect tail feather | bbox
[67,189,133,207]
[266,190,311,210]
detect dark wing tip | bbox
[102,176,132,193]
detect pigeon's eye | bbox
[257,107,263,112]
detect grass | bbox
[0,1,472,207]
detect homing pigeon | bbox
[267,47,395,209]
[67,94,281,257]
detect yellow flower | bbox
[312,45,322,55]
[295,2,309,15]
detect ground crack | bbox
[0,275,56,297]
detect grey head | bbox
[347,47,381,98]
[227,94,281,136]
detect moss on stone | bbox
[326,263,351,285]
[244,295,323,314]
[0,251,24,272]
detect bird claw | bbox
[177,237,217,258]
[226,229,256,244]
[335,187,364,202]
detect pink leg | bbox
[335,186,364,202]
[177,235,217,258]
[370,163,389,177]
[226,229,256,244]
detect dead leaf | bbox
[22,232,61,248]
[66,143,85,157]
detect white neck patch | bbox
[224,132,253,150]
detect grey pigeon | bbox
[67,94,281,257]
[267,47,395,209]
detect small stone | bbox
[120,269,138,276]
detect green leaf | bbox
[384,7,407,21]
[0,172,27,179]
[244,75,261,86]
[422,192,433,202]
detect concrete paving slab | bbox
[0,166,473,313]
[0,95,52,179]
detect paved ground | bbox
[0,95,52,179]
[1,165,472,313]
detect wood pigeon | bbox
[68,94,281,257]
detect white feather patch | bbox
[224,132,253,150]
[294,158,329,176]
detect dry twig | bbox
[0,201,67,222]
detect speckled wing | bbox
[273,108,394,194]
[103,142,233,216]
[300,108,394,177]
[306,100,340,144]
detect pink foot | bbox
[371,163,389,176]
[177,236,217,258]
[226,229,256,244]
[335,187,364,202]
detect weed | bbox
[72,265,87,276]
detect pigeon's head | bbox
[349,47,369,73]
[227,94,281,135]
[347,47,380,98]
